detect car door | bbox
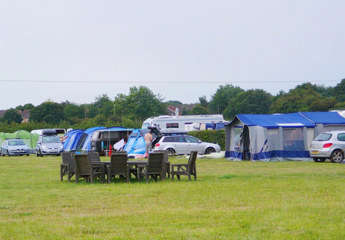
[336,132,345,151]
[173,136,188,154]
[185,135,203,154]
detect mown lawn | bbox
[0,155,345,240]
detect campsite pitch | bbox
[0,156,345,239]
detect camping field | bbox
[0,156,345,239]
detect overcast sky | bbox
[1,0,344,109]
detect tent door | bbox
[241,126,250,160]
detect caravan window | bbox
[166,123,179,128]
[283,128,305,151]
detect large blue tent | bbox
[63,129,84,152]
[225,112,345,161]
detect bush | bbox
[188,130,225,150]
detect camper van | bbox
[34,129,65,156]
[142,115,225,132]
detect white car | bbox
[153,135,221,155]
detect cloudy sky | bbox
[1,0,344,109]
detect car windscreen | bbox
[314,133,332,141]
[8,139,26,146]
[42,135,61,143]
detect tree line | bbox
[1,79,345,132]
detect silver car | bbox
[1,139,31,156]
[36,135,63,157]
[309,131,345,163]
[153,135,221,155]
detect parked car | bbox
[153,134,221,155]
[1,139,31,156]
[36,135,63,157]
[309,131,345,163]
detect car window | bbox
[42,135,60,143]
[163,137,174,143]
[185,136,199,143]
[178,136,186,142]
[314,133,332,141]
[337,133,345,141]
[8,139,26,146]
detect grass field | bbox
[0,156,345,239]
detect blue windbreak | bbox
[124,129,146,155]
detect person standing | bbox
[144,130,153,158]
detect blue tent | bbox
[63,129,84,152]
[80,127,106,152]
[124,129,150,157]
[225,112,345,161]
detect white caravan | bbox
[142,114,225,132]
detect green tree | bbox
[1,109,23,123]
[116,86,166,121]
[208,85,244,114]
[199,96,208,108]
[63,103,84,123]
[270,83,336,113]
[191,104,209,115]
[30,101,64,124]
[332,79,345,102]
[94,95,114,118]
[223,89,273,119]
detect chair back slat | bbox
[62,152,70,165]
[147,152,164,173]
[62,152,76,171]
[188,151,198,173]
[110,152,128,174]
[87,152,100,162]
[75,154,91,175]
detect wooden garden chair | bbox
[75,154,106,183]
[107,152,130,183]
[153,150,170,178]
[144,152,165,183]
[87,151,100,162]
[60,152,76,182]
[171,151,198,181]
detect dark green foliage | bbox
[1,109,23,124]
[223,89,273,120]
[63,102,84,123]
[30,101,64,124]
[191,104,209,115]
[114,86,167,121]
[270,83,336,113]
[2,80,345,133]
[332,79,345,102]
[188,130,225,150]
[208,85,244,114]
[199,96,208,108]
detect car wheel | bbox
[330,150,344,163]
[205,147,216,154]
[6,150,10,156]
[167,148,175,156]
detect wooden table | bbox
[127,161,147,180]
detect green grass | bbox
[1,156,345,239]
